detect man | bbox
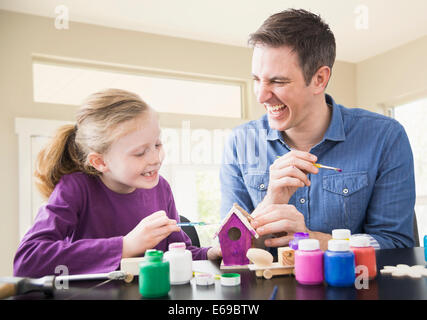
[220,9,415,251]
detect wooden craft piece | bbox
[120,257,145,276]
[246,247,294,279]
[215,203,259,268]
[248,262,294,279]
[278,247,295,266]
[246,248,273,267]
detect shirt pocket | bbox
[243,172,269,206]
[322,171,369,230]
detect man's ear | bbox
[311,66,331,94]
[87,152,108,173]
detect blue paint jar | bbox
[324,240,355,287]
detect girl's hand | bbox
[207,245,222,260]
[264,150,318,205]
[122,210,180,258]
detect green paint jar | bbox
[139,250,170,298]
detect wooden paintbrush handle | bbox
[0,283,17,299]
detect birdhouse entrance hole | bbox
[228,227,241,241]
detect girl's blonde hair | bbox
[35,88,150,199]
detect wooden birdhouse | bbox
[214,203,259,268]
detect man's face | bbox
[252,45,316,132]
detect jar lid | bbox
[293,232,309,240]
[350,236,370,247]
[195,273,214,286]
[332,229,351,240]
[169,242,186,250]
[220,273,241,286]
[298,239,319,251]
[328,239,350,252]
[145,250,163,261]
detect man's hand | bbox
[264,150,318,205]
[250,203,332,250]
[250,203,310,247]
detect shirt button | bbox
[343,188,349,194]
[259,184,265,190]
[300,198,306,204]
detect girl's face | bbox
[100,111,165,193]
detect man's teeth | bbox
[267,104,286,112]
[142,171,156,177]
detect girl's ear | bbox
[87,152,108,173]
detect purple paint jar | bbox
[289,232,310,250]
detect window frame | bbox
[32,54,248,119]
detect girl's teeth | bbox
[143,171,154,176]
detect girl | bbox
[14,88,221,277]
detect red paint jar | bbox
[350,236,377,279]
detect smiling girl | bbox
[14,88,221,277]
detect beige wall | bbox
[0,10,358,276]
[357,35,427,112]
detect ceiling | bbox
[2,0,427,62]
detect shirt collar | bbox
[266,94,346,142]
[323,94,346,142]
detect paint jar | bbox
[350,236,377,279]
[289,232,310,250]
[294,239,324,285]
[332,229,351,241]
[324,240,355,287]
[164,242,193,285]
[139,250,170,298]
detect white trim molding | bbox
[15,117,72,239]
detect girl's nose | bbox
[148,147,163,165]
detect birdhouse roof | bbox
[214,203,259,239]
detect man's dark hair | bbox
[248,9,336,86]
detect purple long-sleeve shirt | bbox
[14,172,209,277]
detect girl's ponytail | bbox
[34,124,84,199]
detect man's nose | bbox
[255,82,272,104]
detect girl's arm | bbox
[13,175,123,278]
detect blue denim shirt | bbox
[220,94,416,249]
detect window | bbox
[32,61,243,118]
[393,97,427,246]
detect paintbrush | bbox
[269,285,278,300]
[275,156,342,172]
[177,222,215,227]
[312,163,342,172]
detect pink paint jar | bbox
[294,239,324,285]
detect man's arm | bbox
[363,121,416,249]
